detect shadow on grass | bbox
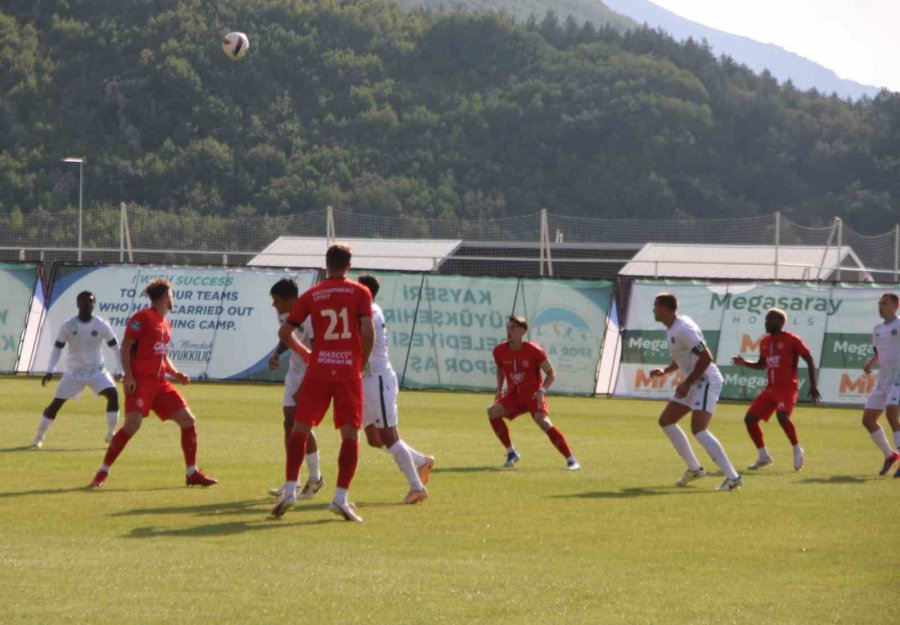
[552,486,715,500]
[124,518,335,538]
[431,465,501,474]
[0,446,104,454]
[111,498,327,517]
[799,475,881,485]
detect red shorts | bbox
[294,376,363,429]
[497,392,550,420]
[125,379,188,420]
[748,387,798,421]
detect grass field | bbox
[0,377,895,625]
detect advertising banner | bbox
[615,280,887,405]
[0,263,40,373]
[351,271,613,394]
[34,265,317,380]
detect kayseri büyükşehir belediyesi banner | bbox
[33,265,317,380]
[0,263,41,373]
[350,271,614,395]
[614,279,891,405]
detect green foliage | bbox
[0,0,898,232]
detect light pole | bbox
[63,157,84,261]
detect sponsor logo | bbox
[91,330,98,337]
[740,334,762,354]
[531,307,596,374]
[839,373,876,395]
[130,321,141,331]
[634,368,683,390]
[710,293,842,316]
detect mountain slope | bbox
[394,0,636,31]
[604,0,880,100]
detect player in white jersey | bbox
[33,291,122,448]
[650,293,742,491]
[266,278,324,498]
[860,293,900,477]
[357,275,434,504]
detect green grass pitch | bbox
[0,377,894,624]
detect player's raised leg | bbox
[90,409,142,487]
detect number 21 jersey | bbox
[287,276,373,381]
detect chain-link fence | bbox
[2,206,899,282]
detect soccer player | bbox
[88,279,218,488]
[860,293,900,477]
[732,308,820,471]
[33,291,122,448]
[266,278,324,499]
[487,315,580,470]
[271,244,375,521]
[357,274,434,504]
[650,293,742,491]
[731,308,822,471]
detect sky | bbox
[648,0,900,91]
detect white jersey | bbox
[278,312,313,377]
[55,315,118,376]
[364,303,394,377]
[666,315,723,383]
[873,317,900,385]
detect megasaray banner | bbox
[615,280,889,405]
[33,265,317,380]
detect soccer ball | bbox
[222,32,249,60]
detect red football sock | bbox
[337,439,359,490]
[180,426,197,467]
[490,418,512,448]
[779,419,799,446]
[285,430,308,482]
[746,421,766,449]
[546,426,572,458]
[102,429,132,467]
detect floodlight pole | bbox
[64,157,85,261]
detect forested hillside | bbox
[3,0,900,233]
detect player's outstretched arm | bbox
[732,355,766,370]
[801,353,821,404]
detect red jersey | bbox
[287,276,373,381]
[493,341,548,396]
[124,308,171,380]
[760,331,811,390]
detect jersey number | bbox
[321,308,352,340]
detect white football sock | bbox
[507,446,517,454]
[34,415,54,440]
[305,450,321,482]
[758,446,771,459]
[334,487,348,504]
[870,427,894,455]
[186,465,197,476]
[402,440,428,468]
[99,463,110,473]
[893,429,900,451]
[389,441,424,490]
[695,429,739,480]
[106,411,119,434]
[662,424,702,471]
[284,480,298,499]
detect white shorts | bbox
[672,377,723,414]
[362,371,399,429]
[55,371,116,400]
[283,372,304,408]
[864,381,900,411]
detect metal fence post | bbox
[835,217,843,282]
[894,224,899,282]
[774,211,781,280]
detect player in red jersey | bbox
[732,308,820,472]
[89,279,217,488]
[270,244,375,521]
[488,316,580,470]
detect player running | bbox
[732,308,820,471]
[271,244,375,521]
[487,315,580,471]
[88,279,218,488]
[357,274,434,504]
[33,291,122,448]
[860,293,900,477]
[266,278,324,499]
[650,293,742,491]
